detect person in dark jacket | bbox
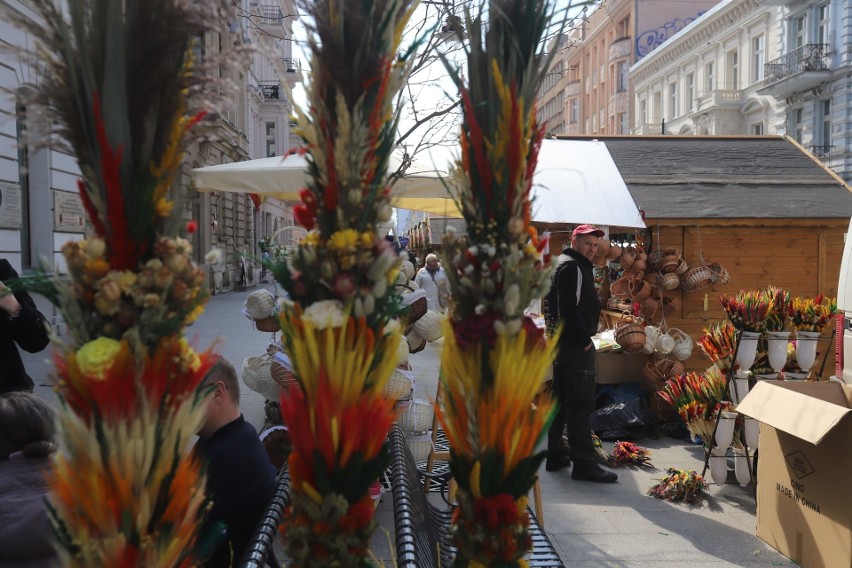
[0,259,50,395]
[545,225,617,483]
[0,391,58,568]
[194,356,276,568]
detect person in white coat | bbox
[414,253,449,313]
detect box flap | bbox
[736,382,852,445]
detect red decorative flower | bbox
[452,311,498,349]
[186,220,197,234]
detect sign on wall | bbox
[53,190,86,233]
[0,182,23,229]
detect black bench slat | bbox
[389,424,564,568]
[240,466,292,568]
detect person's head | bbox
[0,392,56,460]
[570,224,604,261]
[425,253,440,273]
[198,356,242,440]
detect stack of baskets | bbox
[384,366,414,402]
[397,399,434,462]
[244,289,280,332]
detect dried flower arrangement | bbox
[657,367,734,449]
[648,468,708,504]
[789,294,837,333]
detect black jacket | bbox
[553,247,602,348]
[0,259,50,394]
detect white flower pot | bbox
[709,447,728,486]
[714,411,738,449]
[796,331,820,374]
[743,417,760,449]
[730,378,750,404]
[767,331,791,376]
[736,331,760,376]
[733,448,754,487]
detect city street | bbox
[22,289,793,567]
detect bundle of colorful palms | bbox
[2,0,230,564]
[434,1,565,565]
[268,1,420,565]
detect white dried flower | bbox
[504,284,520,315]
[474,304,486,316]
[482,245,496,257]
[505,318,522,335]
[348,190,362,205]
[302,299,346,330]
[362,294,375,315]
[384,319,401,334]
[468,245,479,256]
[372,279,387,298]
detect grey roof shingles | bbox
[559,136,852,219]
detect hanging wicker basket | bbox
[661,296,681,318]
[647,250,662,272]
[607,297,633,313]
[383,367,414,401]
[661,272,680,291]
[645,272,663,289]
[407,331,427,354]
[241,355,281,401]
[615,314,646,353]
[412,310,444,342]
[597,239,611,258]
[395,339,410,367]
[642,325,661,354]
[658,249,683,274]
[270,361,301,393]
[655,331,675,356]
[681,264,715,294]
[255,316,280,333]
[607,244,623,261]
[670,328,694,361]
[675,258,689,276]
[627,278,652,302]
[640,297,662,322]
[405,431,433,462]
[642,357,685,383]
[707,262,730,285]
[245,289,277,320]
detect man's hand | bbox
[583,343,592,351]
[0,280,22,317]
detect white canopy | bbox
[191,139,645,228]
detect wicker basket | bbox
[675,258,689,275]
[395,339,410,367]
[670,328,694,361]
[645,272,663,289]
[398,399,433,432]
[661,272,680,291]
[640,297,662,322]
[655,332,675,356]
[245,289,276,320]
[619,248,636,269]
[642,357,685,383]
[412,310,444,342]
[627,278,652,302]
[647,250,662,271]
[270,361,301,393]
[255,315,280,333]
[707,262,730,285]
[642,325,661,355]
[615,314,646,353]
[405,431,433,462]
[632,258,647,273]
[597,239,611,258]
[681,264,715,294]
[384,368,414,401]
[607,297,633,312]
[241,355,281,401]
[594,254,609,268]
[407,331,427,354]
[661,296,680,318]
[658,249,682,274]
[607,244,623,261]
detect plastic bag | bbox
[590,398,655,441]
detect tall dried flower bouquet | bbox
[3,0,230,564]
[436,1,562,565]
[269,1,419,565]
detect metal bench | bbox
[389,424,564,568]
[240,466,292,568]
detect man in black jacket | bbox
[545,225,617,483]
[195,356,276,567]
[0,259,50,395]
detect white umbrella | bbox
[191,139,645,227]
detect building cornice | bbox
[630,0,764,84]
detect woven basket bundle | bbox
[681,265,714,294]
[670,328,694,361]
[384,367,414,401]
[245,289,276,320]
[405,431,433,462]
[412,310,444,342]
[615,315,646,353]
[397,399,433,432]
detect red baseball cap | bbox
[571,224,605,239]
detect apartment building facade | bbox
[537,0,718,137]
[758,0,851,181]
[630,0,783,137]
[0,0,300,296]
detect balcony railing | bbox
[259,81,282,101]
[259,4,283,25]
[763,44,829,87]
[283,58,301,73]
[696,89,742,110]
[609,36,632,61]
[564,79,580,97]
[810,145,834,160]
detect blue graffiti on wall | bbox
[635,12,706,59]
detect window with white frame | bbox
[816,3,829,45]
[669,82,678,119]
[791,13,806,49]
[616,61,627,92]
[752,35,765,82]
[265,121,277,157]
[570,99,579,124]
[705,62,714,92]
[788,107,804,143]
[726,49,738,90]
[818,99,831,149]
[685,73,694,112]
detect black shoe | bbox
[571,462,618,483]
[545,453,572,472]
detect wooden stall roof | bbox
[557,135,852,220]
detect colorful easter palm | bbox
[268,1,419,564]
[434,1,566,565]
[2,0,227,565]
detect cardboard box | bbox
[736,381,852,568]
